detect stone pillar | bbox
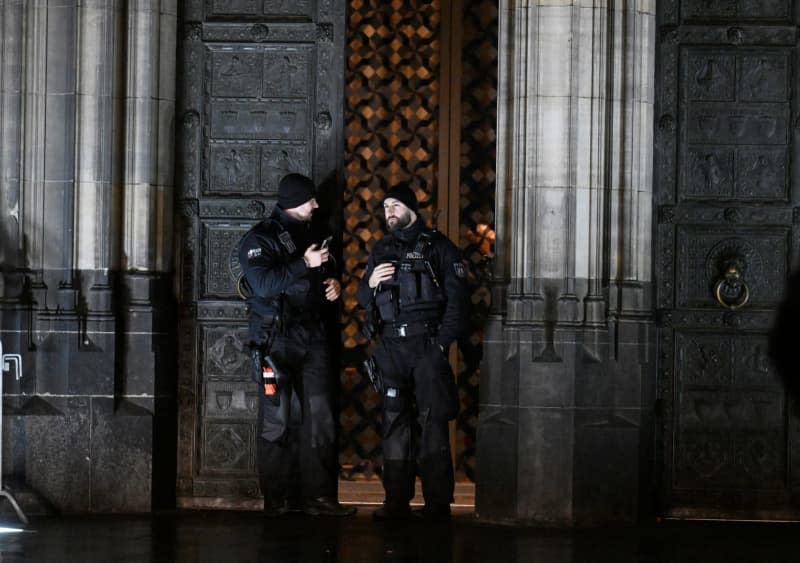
[0,0,176,513]
[0,1,24,272]
[476,1,656,525]
[117,0,178,510]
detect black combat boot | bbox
[302,496,357,517]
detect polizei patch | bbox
[453,262,465,278]
[247,247,262,259]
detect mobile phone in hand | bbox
[320,235,333,249]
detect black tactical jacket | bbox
[356,221,469,349]
[239,206,332,343]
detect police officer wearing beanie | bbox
[238,173,355,518]
[356,184,469,521]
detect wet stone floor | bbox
[0,507,798,563]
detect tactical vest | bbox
[374,232,444,324]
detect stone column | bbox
[75,1,121,279]
[0,0,177,513]
[0,1,24,274]
[477,1,656,525]
[116,0,178,510]
[122,0,175,274]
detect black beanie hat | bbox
[278,173,316,209]
[382,184,418,213]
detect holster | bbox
[362,305,381,340]
[362,356,383,394]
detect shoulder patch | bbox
[247,247,262,260]
[453,262,466,278]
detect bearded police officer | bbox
[357,184,469,521]
[239,173,355,518]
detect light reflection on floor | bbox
[0,507,799,563]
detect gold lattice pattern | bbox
[340,0,442,476]
[340,0,498,482]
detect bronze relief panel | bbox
[205,0,313,18]
[676,226,788,309]
[681,47,791,203]
[681,0,791,21]
[674,332,786,490]
[202,222,253,298]
[201,422,253,474]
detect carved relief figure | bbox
[221,55,247,79]
[743,344,771,375]
[265,149,301,180]
[207,427,246,468]
[694,59,716,92]
[691,152,727,196]
[215,53,259,97]
[744,154,776,196]
[209,332,247,373]
[267,55,302,97]
[691,56,733,100]
[742,58,771,99]
[222,149,245,185]
[697,343,721,375]
[686,338,728,385]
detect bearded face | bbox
[384,198,416,232]
[285,198,319,222]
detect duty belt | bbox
[380,321,438,338]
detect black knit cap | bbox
[278,173,316,209]
[382,184,418,213]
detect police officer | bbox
[357,184,469,520]
[239,173,355,518]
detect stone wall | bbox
[0,1,176,513]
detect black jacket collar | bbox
[389,220,424,245]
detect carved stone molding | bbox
[202,23,316,43]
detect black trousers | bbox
[373,334,458,508]
[256,322,338,502]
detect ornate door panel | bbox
[656,1,800,518]
[176,0,345,506]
